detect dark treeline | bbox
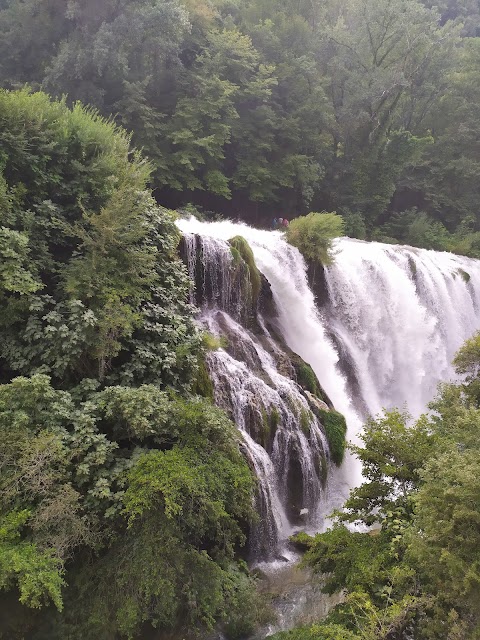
[1,0,480,252]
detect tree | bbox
[411,448,480,635]
[403,39,480,234]
[0,90,262,639]
[0,89,199,388]
[340,409,435,527]
[1,0,479,243]
[313,0,458,225]
[452,330,480,403]
[0,374,259,638]
[275,338,480,639]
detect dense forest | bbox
[1,0,480,253]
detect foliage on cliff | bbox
[317,409,347,466]
[285,212,345,267]
[272,338,480,639]
[229,235,262,304]
[0,90,258,640]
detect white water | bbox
[178,218,480,633]
[181,227,334,558]
[178,218,364,494]
[178,217,480,501]
[324,239,480,419]
[203,310,330,559]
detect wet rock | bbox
[304,390,330,413]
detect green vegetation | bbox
[286,213,345,266]
[452,330,480,403]
[229,236,262,304]
[192,356,215,400]
[272,623,359,640]
[300,408,311,436]
[317,409,348,466]
[260,406,281,450]
[2,1,480,637]
[2,0,480,251]
[0,90,260,640]
[270,406,280,431]
[202,331,228,351]
[272,336,480,639]
[294,359,329,403]
[297,363,320,395]
[0,87,200,390]
[289,531,314,552]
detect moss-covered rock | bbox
[304,390,329,413]
[193,355,214,400]
[289,531,314,552]
[291,357,332,407]
[202,331,228,351]
[270,406,280,431]
[259,406,280,452]
[317,409,347,466]
[229,236,262,305]
[306,258,329,303]
[300,407,311,435]
[258,272,277,320]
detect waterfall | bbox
[323,238,480,420]
[177,218,480,559]
[204,313,330,559]
[180,229,332,560]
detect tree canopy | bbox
[0,0,479,252]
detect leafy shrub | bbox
[270,622,359,639]
[286,212,345,266]
[0,89,200,390]
[289,531,314,551]
[193,355,215,400]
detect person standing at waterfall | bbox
[283,217,289,227]
[272,218,278,229]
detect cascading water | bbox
[178,219,364,498]
[177,218,480,634]
[180,230,332,560]
[322,239,480,420]
[178,217,480,518]
[204,312,330,559]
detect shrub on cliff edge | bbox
[286,212,345,266]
